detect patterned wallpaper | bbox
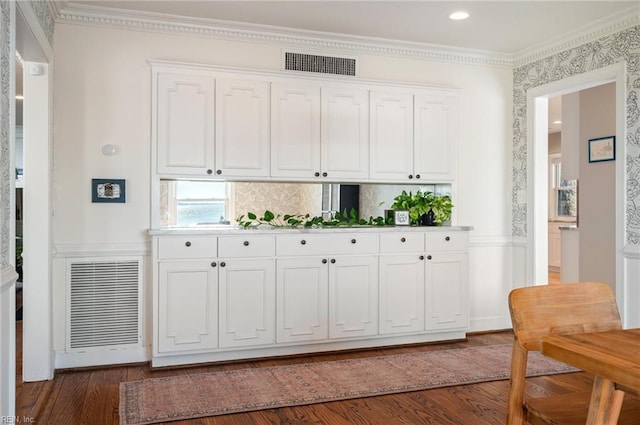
[0,0,12,267]
[28,0,54,46]
[513,25,640,244]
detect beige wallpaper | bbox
[233,182,322,222]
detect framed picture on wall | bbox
[588,136,615,163]
[92,179,126,203]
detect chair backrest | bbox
[506,282,622,425]
[509,281,622,351]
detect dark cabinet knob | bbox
[401,237,406,242]
[351,239,356,244]
[185,241,191,247]
[216,169,222,175]
[206,169,213,175]
[445,236,451,241]
[243,241,249,246]
[408,174,413,179]
[419,255,424,260]
[416,174,421,179]
[427,255,432,260]
[220,262,226,267]
[322,259,327,264]
[314,172,320,177]
[322,172,328,177]
[211,262,217,267]
[330,259,336,264]
[301,240,306,245]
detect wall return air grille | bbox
[284,52,357,76]
[68,259,141,350]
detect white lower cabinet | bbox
[424,252,468,331]
[276,257,329,343]
[329,255,378,339]
[152,229,469,366]
[218,259,275,348]
[378,254,425,335]
[158,260,219,353]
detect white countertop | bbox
[149,225,473,236]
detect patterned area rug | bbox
[120,344,577,425]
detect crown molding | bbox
[54,3,514,68]
[514,5,639,67]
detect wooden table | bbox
[541,328,640,424]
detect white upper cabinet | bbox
[215,78,270,178]
[156,72,216,176]
[369,91,414,181]
[320,86,369,180]
[270,82,321,178]
[271,83,368,180]
[414,93,458,182]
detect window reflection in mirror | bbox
[159,180,451,227]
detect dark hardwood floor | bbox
[15,323,594,424]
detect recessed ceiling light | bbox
[15,95,23,100]
[552,120,562,124]
[449,11,470,21]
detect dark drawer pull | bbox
[408,174,413,179]
[243,241,249,246]
[206,169,213,175]
[427,255,432,260]
[220,262,226,267]
[211,262,217,267]
[419,255,424,260]
[351,239,356,244]
[314,172,320,177]
[445,236,451,241]
[216,170,222,175]
[401,237,406,243]
[322,259,327,264]
[322,172,328,177]
[330,259,336,264]
[185,241,191,247]
[416,174,421,179]
[301,240,306,245]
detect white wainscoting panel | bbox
[0,266,18,417]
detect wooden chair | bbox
[507,281,640,425]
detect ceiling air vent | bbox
[284,52,357,76]
[68,259,142,350]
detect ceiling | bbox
[67,0,639,55]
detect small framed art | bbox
[385,209,410,226]
[588,136,615,163]
[92,179,126,203]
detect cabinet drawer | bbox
[157,236,217,259]
[218,235,275,258]
[426,232,468,252]
[277,233,379,256]
[380,233,425,253]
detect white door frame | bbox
[526,63,627,318]
[16,2,54,383]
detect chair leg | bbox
[586,376,625,425]
[506,342,527,425]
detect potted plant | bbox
[390,190,453,226]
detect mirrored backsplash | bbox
[159,180,451,227]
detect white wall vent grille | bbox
[284,51,357,76]
[68,259,142,350]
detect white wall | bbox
[51,23,514,363]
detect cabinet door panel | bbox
[369,91,414,181]
[271,83,321,178]
[215,79,270,177]
[157,73,216,175]
[425,252,468,330]
[329,256,378,338]
[276,258,328,343]
[379,255,425,334]
[414,93,457,181]
[219,259,275,347]
[158,261,218,353]
[321,87,369,179]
